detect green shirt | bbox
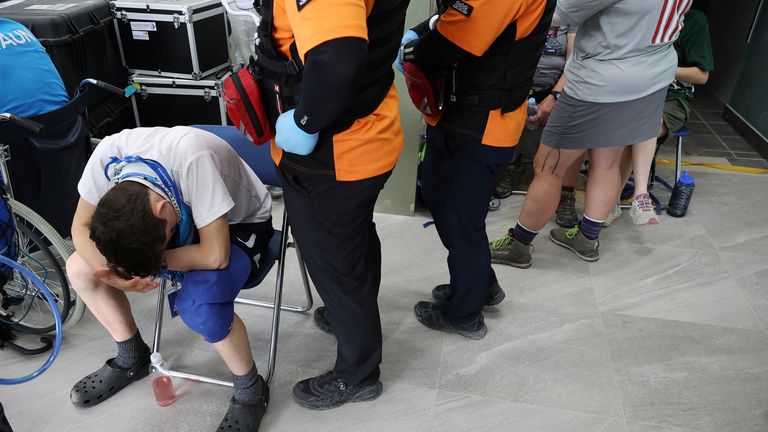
[668,10,715,102]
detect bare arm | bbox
[531,31,576,126]
[675,66,709,85]
[163,215,231,271]
[71,198,109,272]
[72,198,159,292]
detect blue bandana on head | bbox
[104,155,194,282]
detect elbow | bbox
[210,249,230,270]
[698,71,710,85]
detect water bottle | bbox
[667,171,695,217]
[526,97,537,130]
[150,353,176,407]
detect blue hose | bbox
[0,254,62,385]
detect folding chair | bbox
[150,125,313,386]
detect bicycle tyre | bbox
[1,223,69,334]
[8,199,84,330]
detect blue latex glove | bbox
[395,29,419,74]
[275,109,319,156]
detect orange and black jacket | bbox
[255,0,409,181]
[409,0,556,147]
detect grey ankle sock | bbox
[233,363,262,404]
[113,330,150,369]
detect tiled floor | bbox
[3,92,768,432]
[659,90,768,169]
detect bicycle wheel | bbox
[8,199,84,330]
[0,223,69,334]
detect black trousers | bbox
[278,168,391,385]
[0,402,12,432]
[421,126,516,323]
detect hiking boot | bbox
[413,301,487,340]
[555,190,578,228]
[292,371,383,410]
[548,227,599,262]
[489,234,533,269]
[493,156,525,199]
[630,193,659,225]
[313,307,333,335]
[431,280,506,306]
[603,202,623,227]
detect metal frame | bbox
[150,210,313,385]
[130,73,229,127]
[111,0,228,80]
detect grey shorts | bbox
[541,88,666,149]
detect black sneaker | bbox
[431,280,505,306]
[413,301,487,340]
[313,307,333,335]
[292,371,383,410]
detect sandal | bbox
[217,376,269,432]
[70,355,151,407]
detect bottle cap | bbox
[679,170,694,185]
[528,97,536,106]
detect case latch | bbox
[172,14,181,29]
[203,88,212,102]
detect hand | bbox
[275,109,319,156]
[527,95,556,127]
[92,269,160,293]
[395,30,419,74]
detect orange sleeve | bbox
[284,0,370,62]
[436,0,525,57]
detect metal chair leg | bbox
[152,279,167,354]
[675,135,683,182]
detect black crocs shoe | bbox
[70,355,151,407]
[313,307,333,335]
[413,301,487,340]
[431,281,506,306]
[217,376,269,432]
[292,371,383,410]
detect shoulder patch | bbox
[297,0,311,11]
[450,0,473,17]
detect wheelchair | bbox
[0,79,127,335]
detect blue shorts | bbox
[173,244,252,343]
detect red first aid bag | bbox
[403,62,444,117]
[222,66,273,145]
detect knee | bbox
[177,301,233,344]
[65,252,97,294]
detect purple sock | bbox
[578,216,603,240]
[512,222,538,245]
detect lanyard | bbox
[103,155,194,249]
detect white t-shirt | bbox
[78,126,272,229]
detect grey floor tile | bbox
[603,313,768,432]
[430,392,628,432]
[626,421,703,432]
[720,252,768,330]
[720,136,760,153]
[692,174,768,256]
[438,301,624,418]
[597,202,715,252]
[687,123,715,136]
[708,122,741,137]
[679,135,728,153]
[726,158,768,169]
[591,245,761,330]
[693,110,726,124]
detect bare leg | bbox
[562,153,585,188]
[66,252,137,342]
[584,146,628,220]
[213,314,254,375]
[518,143,586,231]
[628,137,658,197]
